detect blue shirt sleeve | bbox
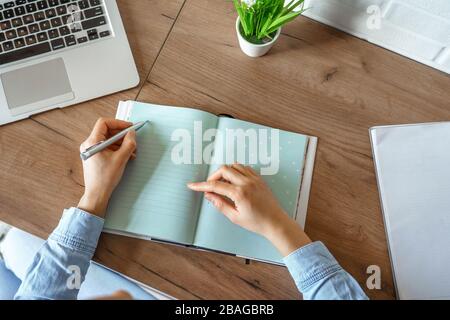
[284,241,368,300]
[14,207,367,300]
[15,208,104,300]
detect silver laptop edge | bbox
[0,0,139,126]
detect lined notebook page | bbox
[194,117,308,263]
[105,102,218,244]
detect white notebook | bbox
[370,122,450,300]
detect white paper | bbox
[371,122,450,300]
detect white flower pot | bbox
[235,17,281,58]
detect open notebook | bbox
[104,101,317,264]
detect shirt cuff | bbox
[283,241,342,291]
[48,207,105,256]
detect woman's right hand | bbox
[78,118,137,218]
[187,164,312,256]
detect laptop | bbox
[0,0,139,126]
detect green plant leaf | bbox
[267,11,301,33]
[283,0,305,15]
[258,13,273,39]
[233,0,307,42]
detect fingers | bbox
[245,165,258,176]
[207,165,246,184]
[80,118,137,158]
[188,180,237,200]
[230,163,247,175]
[111,138,138,152]
[191,164,257,200]
[90,118,133,141]
[108,144,136,160]
[231,163,257,177]
[108,144,120,151]
[204,192,239,222]
[115,130,137,162]
[232,163,257,176]
[206,164,256,185]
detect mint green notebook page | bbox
[194,118,308,263]
[105,102,218,244]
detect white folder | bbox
[371,122,450,300]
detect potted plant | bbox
[233,0,307,57]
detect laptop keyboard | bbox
[0,0,112,65]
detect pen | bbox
[80,120,150,161]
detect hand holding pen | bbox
[78,118,148,217]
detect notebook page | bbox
[194,118,308,263]
[105,102,218,244]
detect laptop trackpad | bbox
[1,58,74,116]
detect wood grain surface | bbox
[1,0,449,299]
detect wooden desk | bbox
[1,0,449,300]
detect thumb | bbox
[116,130,137,161]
